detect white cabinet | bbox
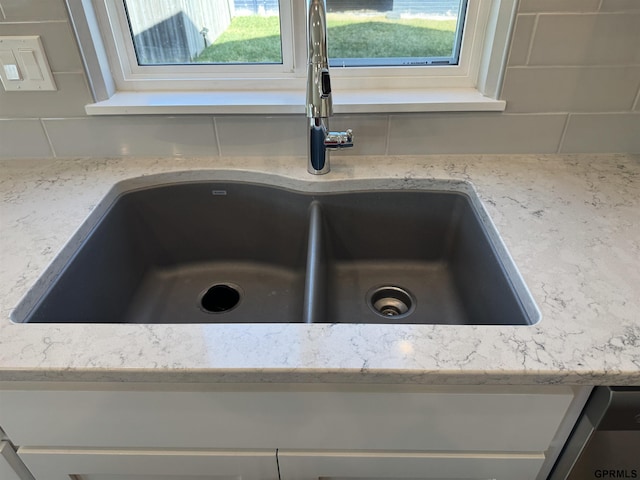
[0,384,586,480]
[277,450,546,480]
[17,448,278,480]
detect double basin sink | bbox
[12,173,539,325]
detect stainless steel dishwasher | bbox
[549,386,640,480]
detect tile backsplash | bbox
[1,0,639,158]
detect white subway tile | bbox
[529,13,640,66]
[561,113,640,153]
[0,21,84,73]
[42,116,218,157]
[600,0,640,12]
[215,114,387,157]
[502,66,640,113]
[0,119,52,158]
[519,0,600,13]
[387,113,567,154]
[0,74,92,118]
[508,15,536,66]
[215,116,306,156]
[0,0,68,22]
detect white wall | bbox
[0,0,639,158]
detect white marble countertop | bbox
[1,154,639,385]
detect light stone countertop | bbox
[0,154,638,385]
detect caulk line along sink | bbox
[12,172,540,325]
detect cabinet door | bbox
[277,450,545,480]
[18,448,278,480]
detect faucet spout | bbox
[306,0,331,119]
[306,0,353,175]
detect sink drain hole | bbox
[200,284,241,313]
[367,286,415,319]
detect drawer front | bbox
[19,448,278,480]
[277,450,545,480]
[0,386,574,452]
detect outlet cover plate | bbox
[0,36,57,91]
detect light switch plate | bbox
[0,36,57,91]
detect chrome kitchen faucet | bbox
[306,0,354,174]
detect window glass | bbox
[123,0,283,65]
[326,0,467,67]
[122,0,465,67]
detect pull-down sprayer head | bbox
[306,0,332,119]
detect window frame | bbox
[104,0,298,79]
[66,0,517,114]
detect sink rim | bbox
[10,170,541,326]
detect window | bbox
[66,0,517,113]
[124,0,285,65]
[326,0,468,68]
[121,0,468,67]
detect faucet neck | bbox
[307,0,329,67]
[306,0,332,118]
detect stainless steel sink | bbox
[12,173,540,325]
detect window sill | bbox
[84,87,506,116]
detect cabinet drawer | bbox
[0,385,574,452]
[278,450,545,480]
[18,448,278,480]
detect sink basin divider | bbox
[303,201,326,324]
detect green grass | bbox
[196,14,456,64]
[327,14,457,59]
[196,16,283,63]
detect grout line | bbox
[384,115,391,156]
[502,111,570,115]
[537,10,603,14]
[212,116,222,157]
[0,19,68,25]
[524,14,539,65]
[51,70,87,76]
[508,110,637,116]
[556,114,572,154]
[633,85,640,111]
[39,118,57,158]
[505,64,639,69]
